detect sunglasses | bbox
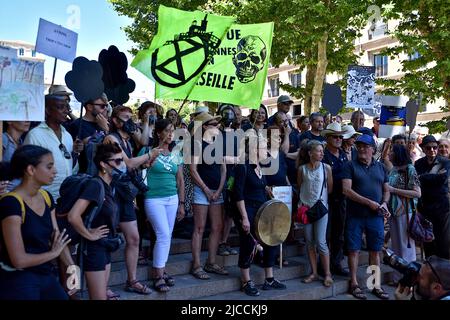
[425,145,438,151]
[206,122,219,127]
[107,158,124,165]
[425,259,443,286]
[331,135,343,140]
[59,144,71,159]
[92,103,108,110]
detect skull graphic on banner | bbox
[232,35,267,83]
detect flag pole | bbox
[51,58,58,87]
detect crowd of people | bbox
[1,88,450,300]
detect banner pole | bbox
[51,58,58,87]
[0,121,3,161]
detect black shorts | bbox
[83,242,111,272]
[119,200,137,223]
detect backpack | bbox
[56,174,105,245]
[0,189,51,224]
[79,131,106,176]
[0,189,51,269]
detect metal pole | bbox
[51,58,58,87]
[279,244,283,269]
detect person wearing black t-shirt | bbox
[0,145,73,300]
[233,134,287,296]
[190,113,228,280]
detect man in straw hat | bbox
[321,122,351,276]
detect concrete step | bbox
[107,242,306,287]
[111,257,309,300]
[199,260,394,300]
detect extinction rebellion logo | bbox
[151,15,267,89]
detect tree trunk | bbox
[311,32,329,113]
[304,49,316,116]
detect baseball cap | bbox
[420,135,438,148]
[277,95,293,104]
[355,134,375,147]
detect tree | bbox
[375,0,450,133]
[110,0,372,115]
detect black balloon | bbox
[65,56,104,104]
[322,83,343,116]
[99,45,135,105]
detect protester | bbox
[166,108,181,128]
[407,133,421,163]
[342,134,391,300]
[387,144,421,284]
[67,143,124,300]
[190,112,228,279]
[297,140,334,286]
[267,95,293,126]
[233,133,287,296]
[438,138,450,159]
[395,255,450,300]
[350,110,365,131]
[299,112,325,143]
[297,116,310,135]
[414,135,450,259]
[138,119,185,292]
[2,121,30,162]
[321,123,349,276]
[0,145,73,300]
[24,95,78,200]
[341,125,361,161]
[242,104,268,131]
[103,105,161,295]
[372,117,380,137]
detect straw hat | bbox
[193,112,221,125]
[321,122,347,137]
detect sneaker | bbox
[218,243,230,256]
[241,280,260,296]
[227,245,238,255]
[262,279,287,290]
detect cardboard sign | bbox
[346,65,376,109]
[377,95,409,138]
[272,186,293,214]
[35,18,78,62]
[0,46,45,121]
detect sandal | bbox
[323,275,334,287]
[204,263,229,275]
[106,289,120,300]
[125,280,152,295]
[191,267,210,280]
[153,277,170,293]
[163,272,175,286]
[302,274,319,284]
[372,287,389,300]
[349,284,367,300]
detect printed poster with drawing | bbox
[0,46,44,121]
[346,65,376,109]
[272,186,292,214]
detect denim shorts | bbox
[193,185,224,205]
[345,214,384,252]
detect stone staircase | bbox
[77,226,403,300]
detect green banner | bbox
[132,6,274,110]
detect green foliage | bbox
[374,0,450,132]
[109,0,371,115]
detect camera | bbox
[382,248,421,287]
[128,169,150,194]
[149,115,156,125]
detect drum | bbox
[254,199,291,246]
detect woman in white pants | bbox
[142,119,185,292]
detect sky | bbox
[0,0,154,103]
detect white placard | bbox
[35,18,78,62]
[272,186,292,214]
[0,46,45,121]
[346,65,376,109]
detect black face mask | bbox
[221,109,236,128]
[122,119,137,135]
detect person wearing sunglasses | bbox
[414,135,450,259]
[24,95,74,200]
[68,94,110,141]
[66,143,128,300]
[321,122,350,277]
[395,255,450,300]
[190,112,228,280]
